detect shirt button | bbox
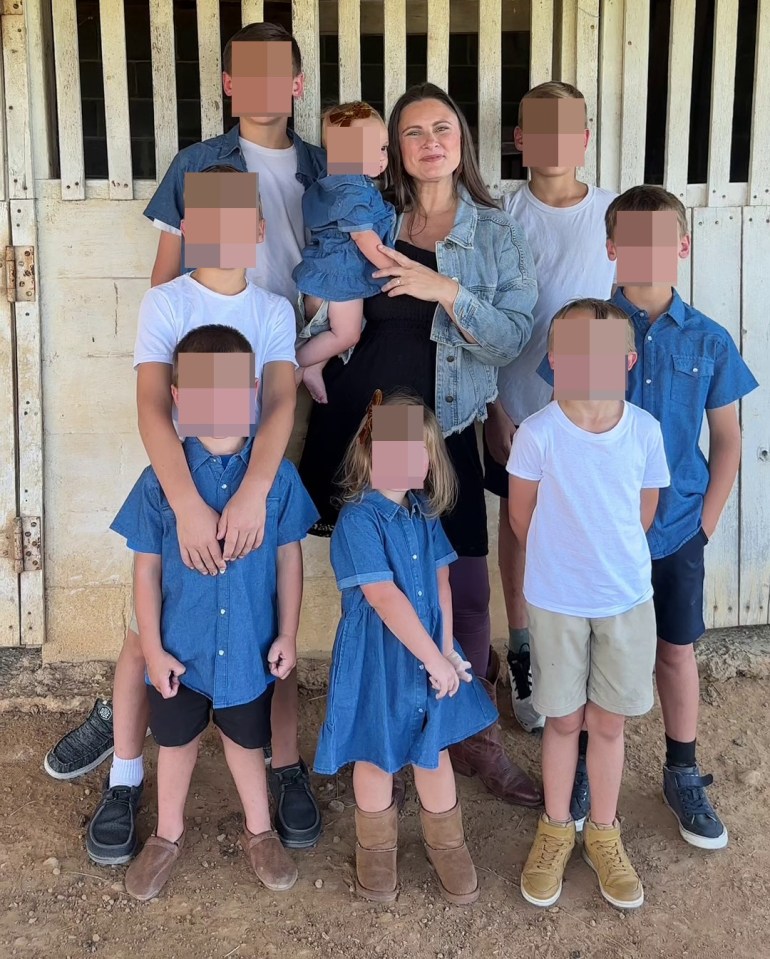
[445,395,454,404]
[220,608,226,615]
[447,355,455,363]
[218,650,224,656]
[417,590,423,597]
[647,335,652,341]
[412,554,418,560]
[645,378,652,384]
[221,483,227,489]
[693,367,698,373]
[418,708,424,713]
[419,664,425,670]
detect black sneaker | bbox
[570,754,590,832]
[663,764,728,849]
[44,700,114,780]
[268,758,322,849]
[86,780,144,865]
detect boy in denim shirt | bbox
[113,324,318,900]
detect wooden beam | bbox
[148,0,178,181]
[338,0,362,103]
[706,0,738,206]
[663,0,696,204]
[99,0,133,199]
[51,0,85,199]
[197,0,224,141]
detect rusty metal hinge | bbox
[4,246,36,303]
[12,516,42,574]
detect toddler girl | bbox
[314,389,498,904]
[292,102,396,404]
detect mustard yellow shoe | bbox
[520,814,576,907]
[582,820,644,909]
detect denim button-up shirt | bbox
[111,438,319,708]
[143,123,327,275]
[394,185,536,436]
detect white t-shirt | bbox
[507,401,670,618]
[134,273,297,427]
[498,184,618,424]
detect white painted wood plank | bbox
[338,0,362,103]
[748,0,770,205]
[196,0,223,141]
[663,0,695,204]
[529,0,553,88]
[597,0,623,192]
[499,179,527,195]
[678,206,693,305]
[99,0,133,199]
[691,207,742,628]
[0,14,7,203]
[241,0,264,26]
[148,0,178,182]
[292,0,321,145]
[619,0,649,192]
[383,0,406,121]
[706,0,738,207]
[575,0,599,185]
[686,181,747,209]
[426,0,449,90]
[739,208,770,624]
[51,0,85,199]
[559,0,577,86]
[478,0,501,195]
[21,0,57,182]
[3,10,35,200]
[0,201,19,646]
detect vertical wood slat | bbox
[747,0,770,205]
[18,0,57,184]
[597,0,623,193]
[691,208,742,628]
[575,0,600,185]
[706,0,739,207]
[51,0,85,199]
[197,0,223,141]
[149,0,178,182]
[338,0,362,103]
[739,209,770,624]
[618,0,649,192]
[529,0,554,87]
[292,0,321,146]
[383,0,406,121]
[426,0,449,90]
[0,13,7,203]
[558,0,577,85]
[662,0,696,204]
[0,200,19,645]
[477,0,501,194]
[99,0,133,199]
[241,0,264,25]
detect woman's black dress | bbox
[298,240,488,557]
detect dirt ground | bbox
[1,677,769,959]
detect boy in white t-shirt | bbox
[508,299,669,912]
[484,82,617,742]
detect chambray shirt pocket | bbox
[670,354,715,406]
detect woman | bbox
[299,83,541,806]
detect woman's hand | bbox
[372,245,459,304]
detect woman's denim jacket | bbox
[393,184,537,436]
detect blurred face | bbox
[181,171,265,269]
[325,117,389,177]
[607,210,689,285]
[370,405,429,492]
[172,352,258,439]
[548,309,637,401]
[222,40,303,123]
[514,97,589,175]
[397,98,462,183]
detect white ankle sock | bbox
[109,755,144,788]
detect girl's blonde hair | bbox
[335,389,458,517]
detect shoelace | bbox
[277,766,307,792]
[676,781,717,820]
[590,835,632,883]
[532,832,571,870]
[509,655,533,702]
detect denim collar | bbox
[445,184,478,250]
[183,436,253,473]
[365,489,429,520]
[614,286,686,329]
[217,122,313,167]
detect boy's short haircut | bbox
[172,324,253,385]
[223,22,302,77]
[197,164,263,218]
[518,81,587,127]
[547,297,636,353]
[605,185,689,241]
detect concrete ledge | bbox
[2,624,770,715]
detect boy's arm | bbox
[269,540,303,680]
[485,398,517,466]
[150,231,183,288]
[137,363,224,575]
[702,403,742,538]
[437,564,454,656]
[134,552,185,698]
[641,488,660,532]
[351,229,398,270]
[219,361,297,559]
[508,476,539,546]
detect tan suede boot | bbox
[420,801,479,905]
[354,802,398,902]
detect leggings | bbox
[448,555,492,679]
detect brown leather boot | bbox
[354,802,398,902]
[449,650,543,807]
[420,801,479,904]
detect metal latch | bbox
[12,516,43,574]
[4,246,36,303]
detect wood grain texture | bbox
[99,0,133,199]
[148,0,178,182]
[197,0,223,141]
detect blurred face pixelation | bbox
[325,120,389,177]
[183,171,263,269]
[518,98,587,170]
[229,41,294,118]
[550,311,633,401]
[609,210,681,285]
[370,405,429,492]
[174,353,257,439]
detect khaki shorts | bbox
[527,598,657,718]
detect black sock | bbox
[578,731,589,757]
[665,735,697,767]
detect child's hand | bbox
[268,634,296,680]
[176,495,226,576]
[427,654,460,700]
[445,649,473,683]
[147,652,186,699]
[218,484,267,560]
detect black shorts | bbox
[147,682,274,749]
[651,528,708,646]
[482,424,512,499]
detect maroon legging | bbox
[448,555,492,679]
